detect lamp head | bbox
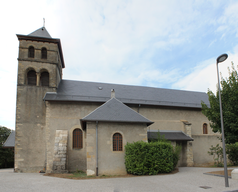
[217,54,228,64]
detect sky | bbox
[1,0,238,129]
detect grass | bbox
[70,170,87,178]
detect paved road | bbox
[0,167,238,192]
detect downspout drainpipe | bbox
[96,121,98,176]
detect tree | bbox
[202,63,238,144]
[0,126,14,168]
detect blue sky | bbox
[1,0,238,129]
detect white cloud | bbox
[172,50,238,93]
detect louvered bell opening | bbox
[40,72,49,86]
[27,70,36,85]
[113,133,122,151]
[73,129,83,149]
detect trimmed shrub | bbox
[172,145,182,169]
[125,141,174,175]
[226,142,238,165]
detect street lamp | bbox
[216,53,229,187]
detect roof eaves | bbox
[148,130,193,141]
[44,94,207,108]
[81,119,153,125]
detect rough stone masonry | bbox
[52,130,68,173]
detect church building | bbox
[14,27,220,175]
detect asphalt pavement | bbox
[0,167,238,192]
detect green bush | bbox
[226,142,238,165]
[172,145,182,169]
[125,141,174,175]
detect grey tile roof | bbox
[44,80,210,108]
[147,130,193,141]
[28,27,52,38]
[3,131,15,148]
[81,97,153,128]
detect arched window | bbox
[28,46,35,58]
[113,133,122,151]
[27,70,36,85]
[203,123,208,134]
[40,71,49,86]
[73,129,83,149]
[41,47,47,59]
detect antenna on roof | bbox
[43,18,45,28]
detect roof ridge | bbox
[81,97,114,120]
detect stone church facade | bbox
[14,27,220,175]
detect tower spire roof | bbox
[28,27,52,38]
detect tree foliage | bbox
[0,126,14,168]
[202,63,238,144]
[226,142,238,165]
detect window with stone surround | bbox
[27,70,36,85]
[28,46,35,58]
[113,133,122,151]
[73,129,83,149]
[41,47,47,59]
[203,123,208,134]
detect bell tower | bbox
[15,27,65,172]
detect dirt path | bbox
[206,169,233,177]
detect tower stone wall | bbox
[15,31,63,172]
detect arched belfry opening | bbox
[40,71,49,86]
[27,70,36,85]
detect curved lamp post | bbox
[216,53,229,187]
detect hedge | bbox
[125,141,174,175]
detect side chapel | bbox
[14,27,220,175]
